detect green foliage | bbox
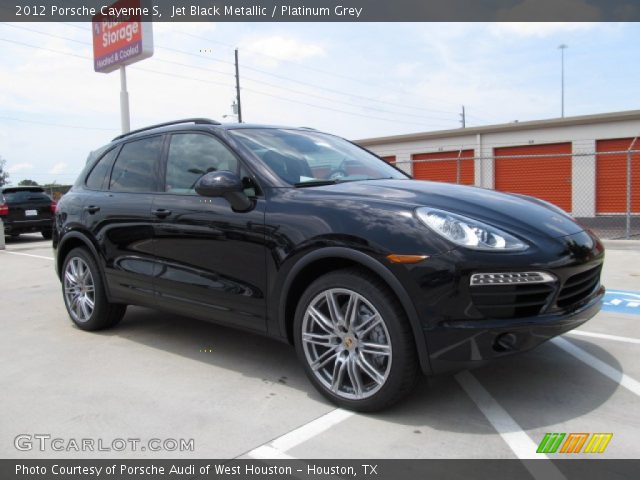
[0,156,9,187]
[18,179,38,186]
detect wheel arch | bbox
[279,247,432,375]
[56,231,112,300]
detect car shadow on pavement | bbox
[4,233,50,245]
[100,306,622,434]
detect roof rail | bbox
[112,118,221,141]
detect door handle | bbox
[152,208,172,218]
[84,205,100,214]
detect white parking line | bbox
[455,371,566,480]
[1,250,54,261]
[246,408,354,458]
[247,445,296,460]
[552,337,640,397]
[568,330,640,345]
[455,371,543,460]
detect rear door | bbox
[85,135,164,304]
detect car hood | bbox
[312,179,584,239]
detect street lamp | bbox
[559,44,568,118]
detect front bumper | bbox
[395,229,605,375]
[425,285,604,373]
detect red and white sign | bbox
[92,0,153,73]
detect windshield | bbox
[229,128,408,186]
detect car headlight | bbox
[416,207,528,251]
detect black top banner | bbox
[3,0,640,22]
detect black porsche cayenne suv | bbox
[53,118,604,411]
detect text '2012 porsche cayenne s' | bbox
[54,119,604,411]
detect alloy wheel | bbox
[301,288,392,400]
[63,257,96,323]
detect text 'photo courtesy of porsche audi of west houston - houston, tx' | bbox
[52,118,605,411]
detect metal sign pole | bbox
[120,65,131,134]
[0,218,5,250]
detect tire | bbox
[294,268,419,412]
[61,247,126,331]
[41,230,52,240]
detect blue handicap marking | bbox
[602,290,640,315]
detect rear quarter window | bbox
[86,147,119,190]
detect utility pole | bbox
[234,48,243,123]
[460,105,466,128]
[559,44,568,118]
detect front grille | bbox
[557,265,602,309]
[470,282,556,319]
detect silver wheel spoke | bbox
[79,297,91,319]
[71,295,82,317]
[347,355,364,397]
[331,352,348,392]
[357,352,385,385]
[310,346,340,371]
[84,295,95,310]
[64,270,77,286]
[309,306,336,334]
[355,313,382,337]
[325,291,343,326]
[343,294,358,330]
[302,332,338,347]
[360,342,391,356]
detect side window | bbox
[110,136,163,192]
[86,147,118,190]
[165,133,238,194]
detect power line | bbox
[173,29,466,114]
[0,116,116,131]
[0,35,452,128]
[6,22,455,122]
[175,30,389,86]
[57,22,460,117]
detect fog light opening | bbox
[494,333,518,352]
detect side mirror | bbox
[194,171,253,212]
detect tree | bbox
[18,179,38,186]
[0,156,9,187]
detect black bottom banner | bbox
[2,459,639,480]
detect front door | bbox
[151,132,267,332]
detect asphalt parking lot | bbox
[1,234,639,461]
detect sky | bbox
[0,21,639,185]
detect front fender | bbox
[276,246,433,375]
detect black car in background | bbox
[1,186,56,239]
[53,119,605,411]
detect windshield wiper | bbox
[293,179,344,188]
[293,177,400,188]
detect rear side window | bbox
[165,133,238,194]
[110,136,163,192]
[86,147,118,190]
